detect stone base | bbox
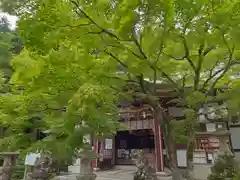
[156,171,171,177]
[68,165,81,174]
[76,173,96,180]
[93,168,100,172]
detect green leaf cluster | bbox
[208,152,240,180]
[0,44,123,160]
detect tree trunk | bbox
[186,140,195,180]
[168,135,182,180]
[154,106,181,180]
[186,115,197,180]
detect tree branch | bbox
[164,36,196,72]
[70,1,182,95]
[156,30,166,64]
[103,49,151,94]
[104,50,128,69]
[107,43,143,60]
[181,35,196,71]
[84,30,104,35]
[182,75,187,89]
[100,74,140,87]
[153,66,180,92]
[163,53,186,60]
[153,70,157,92]
[31,106,67,113]
[194,43,205,90]
[70,0,120,40]
[132,35,148,60]
[137,73,148,94]
[59,23,92,29]
[202,66,224,89]
[208,44,235,93]
[131,32,181,92]
[203,45,216,56]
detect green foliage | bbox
[171,120,188,144]
[0,16,23,80]
[0,0,38,15]
[186,92,206,109]
[2,0,240,166]
[0,46,123,159]
[16,0,240,95]
[208,153,240,180]
[171,109,198,144]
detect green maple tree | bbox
[1,0,240,178]
[0,48,122,157]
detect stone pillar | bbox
[27,153,52,180]
[69,135,92,173]
[0,152,19,180]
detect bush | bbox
[208,152,240,180]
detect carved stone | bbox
[0,152,19,180]
[27,153,52,180]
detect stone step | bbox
[56,175,172,180]
[55,175,133,180]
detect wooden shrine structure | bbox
[91,84,231,172]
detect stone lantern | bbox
[75,149,98,180]
[0,152,19,180]
[27,153,52,180]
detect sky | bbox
[0,12,18,29]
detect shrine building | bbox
[90,85,230,173]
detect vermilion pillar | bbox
[153,119,164,171]
[92,139,99,169]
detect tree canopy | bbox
[1,0,240,174]
[17,0,240,94]
[0,48,122,157]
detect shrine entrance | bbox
[93,104,164,172]
[115,129,155,166]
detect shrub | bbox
[208,152,240,180]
